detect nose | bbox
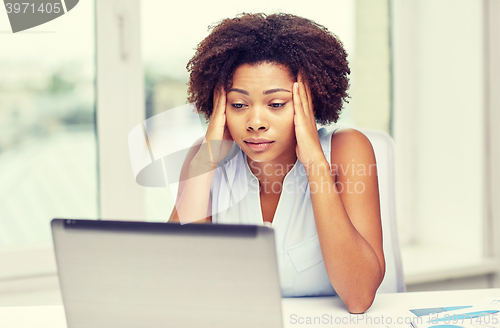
[246,107,269,132]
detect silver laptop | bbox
[51,219,283,328]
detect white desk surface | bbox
[1,288,499,327]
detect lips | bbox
[243,138,275,151]
[244,138,274,144]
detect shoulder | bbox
[329,128,376,175]
[330,128,373,152]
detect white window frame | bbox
[96,0,145,220]
[392,0,500,286]
[0,0,145,302]
[484,0,500,286]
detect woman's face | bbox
[226,62,297,164]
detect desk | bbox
[1,288,499,327]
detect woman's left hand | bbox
[293,73,326,170]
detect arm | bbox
[169,86,232,224]
[292,77,384,313]
[168,136,213,224]
[307,128,384,313]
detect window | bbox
[0,2,97,248]
[0,0,96,305]
[391,0,496,287]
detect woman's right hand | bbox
[192,86,234,173]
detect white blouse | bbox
[210,127,339,297]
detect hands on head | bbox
[292,73,323,166]
[210,86,233,142]
[198,75,321,170]
[193,86,233,172]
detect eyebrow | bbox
[264,88,291,95]
[228,88,291,95]
[228,88,249,95]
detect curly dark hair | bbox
[187,13,350,125]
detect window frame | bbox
[0,0,145,295]
[483,0,500,285]
[391,0,500,285]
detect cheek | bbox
[274,117,296,143]
[280,108,296,135]
[285,121,296,140]
[225,110,239,136]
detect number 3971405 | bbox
[5,2,62,14]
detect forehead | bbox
[231,62,294,86]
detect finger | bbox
[295,72,305,114]
[212,86,220,114]
[218,87,226,113]
[211,86,226,123]
[207,87,226,168]
[298,73,310,106]
[298,77,311,120]
[297,73,308,111]
[293,82,304,118]
[220,91,233,141]
[298,74,315,125]
[305,79,313,110]
[217,91,228,135]
[304,81,316,125]
[216,87,224,112]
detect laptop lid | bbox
[51,219,283,328]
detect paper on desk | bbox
[409,297,500,328]
[384,304,475,328]
[409,306,473,317]
[473,298,500,308]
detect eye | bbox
[231,103,246,109]
[269,102,287,108]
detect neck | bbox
[246,150,297,193]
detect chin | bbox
[242,149,278,163]
[243,152,267,163]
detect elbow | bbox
[345,269,383,314]
[345,292,376,314]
